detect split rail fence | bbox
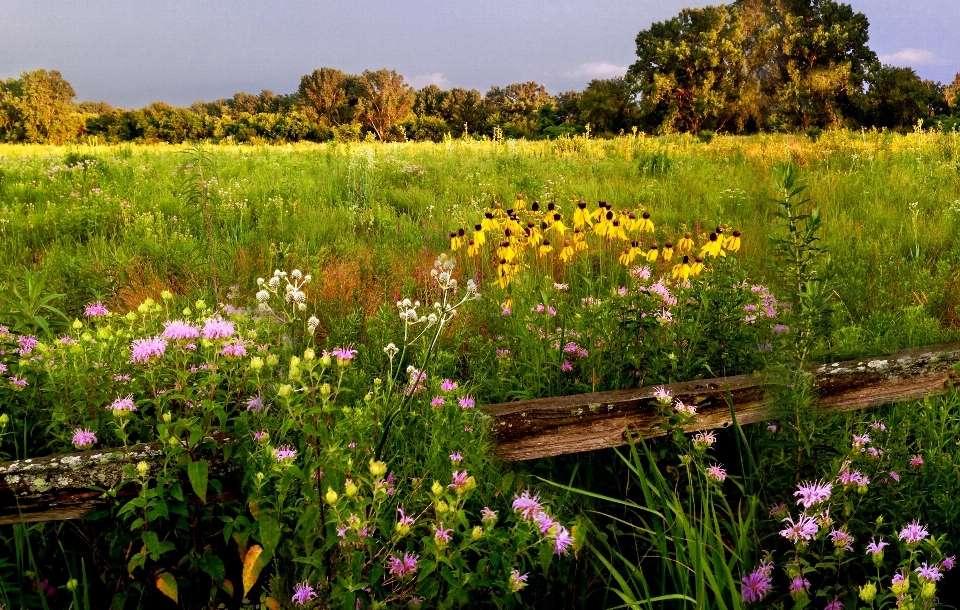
[2,342,958,525]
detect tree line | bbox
[2,0,960,145]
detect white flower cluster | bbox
[255,268,313,321]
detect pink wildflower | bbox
[458,396,475,409]
[430,396,445,408]
[220,342,247,358]
[780,514,819,544]
[84,302,110,317]
[201,317,235,340]
[161,320,199,341]
[72,429,97,449]
[387,552,418,578]
[794,480,832,509]
[107,395,136,413]
[512,490,543,521]
[440,379,457,391]
[272,445,297,462]
[291,582,316,606]
[434,524,453,543]
[898,521,929,545]
[130,337,166,364]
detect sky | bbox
[1,1,957,109]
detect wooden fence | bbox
[2,342,958,525]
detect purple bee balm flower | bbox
[943,556,955,571]
[130,337,167,364]
[910,455,924,467]
[915,562,942,582]
[448,470,470,491]
[768,502,787,517]
[430,396,445,408]
[331,346,358,361]
[780,514,819,544]
[9,376,28,388]
[17,335,38,356]
[107,394,136,412]
[767,424,778,432]
[440,379,457,391]
[434,524,453,543]
[552,525,573,555]
[512,490,543,521]
[508,569,529,592]
[652,385,671,402]
[865,538,889,557]
[852,433,871,450]
[481,507,498,525]
[837,468,869,488]
[253,430,268,441]
[534,511,558,535]
[789,576,810,594]
[201,317,235,340]
[245,394,266,413]
[824,597,843,610]
[870,421,887,432]
[693,431,716,448]
[740,565,773,603]
[561,361,573,372]
[387,552,419,578]
[272,445,297,462]
[458,396,475,409]
[772,324,790,334]
[449,452,463,463]
[84,302,110,317]
[674,400,697,416]
[72,429,97,449]
[794,480,832,509]
[828,529,854,551]
[705,465,727,482]
[220,342,247,357]
[889,471,900,482]
[291,581,317,606]
[501,307,511,315]
[0,363,7,374]
[161,320,199,341]
[397,507,415,527]
[899,520,930,544]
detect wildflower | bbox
[396,507,416,536]
[553,282,569,290]
[253,430,268,441]
[942,556,955,571]
[201,317,235,340]
[84,302,110,317]
[17,335,38,355]
[910,455,923,467]
[430,396,445,408]
[692,431,716,450]
[823,597,842,610]
[448,470,470,493]
[0,364,6,374]
[705,465,727,483]
[331,346,358,363]
[772,324,790,334]
[130,337,167,364]
[434,524,453,544]
[107,394,137,413]
[161,320,199,341]
[740,564,773,603]
[889,471,900,482]
[899,520,929,545]
[837,468,869,488]
[780,514,819,544]
[272,445,297,462]
[508,569,529,593]
[552,526,573,555]
[674,400,697,416]
[724,229,742,252]
[915,563,942,582]
[852,433,871,450]
[865,538,888,561]
[794,480,832,509]
[789,576,810,594]
[828,528,854,552]
[891,570,910,596]
[221,342,247,358]
[72,429,97,449]
[387,552,419,578]
[652,386,672,404]
[481,507,498,526]
[9,376,28,389]
[700,232,725,258]
[534,511,557,535]
[768,502,787,518]
[870,421,887,432]
[859,582,878,603]
[512,490,543,521]
[561,361,573,372]
[458,396,475,409]
[440,379,458,391]
[767,424,778,432]
[291,582,317,606]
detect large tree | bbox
[484,82,554,136]
[0,69,82,144]
[355,69,415,141]
[439,88,487,135]
[297,67,361,126]
[578,78,642,135]
[628,6,748,133]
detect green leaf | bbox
[188,459,209,504]
[155,572,178,603]
[257,514,281,553]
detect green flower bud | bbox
[66,578,78,591]
[431,480,444,496]
[345,481,358,497]
[195,299,207,311]
[320,383,331,396]
[182,307,192,316]
[0,413,8,426]
[249,356,264,371]
[471,525,483,540]
[922,581,936,600]
[435,500,449,514]
[125,312,137,322]
[325,487,339,505]
[162,412,172,423]
[161,290,173,301]
[136,461,149,477]
[277,384,292,398]
[266,354,279,367]
[72,319,83,330]
[320,354,332,367]
[859,582,877,603]
[303,348,315,361]
[369,459,387,478]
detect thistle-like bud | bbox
[277,384,292,398]
[250,356,264,371]
[369,459,387,478]
[345,480,359,497]
[859,583,877,603]
[72,319,83,330]
[431,480,444,496]
[136,461,149,477]
[325,487,339,505]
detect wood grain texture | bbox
[1,343,957,522]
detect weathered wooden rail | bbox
[2,343,958,524]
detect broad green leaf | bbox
[188,459,209,504]
[155,572,178,603]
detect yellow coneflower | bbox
[526,220,543,247]
[672,255,692,281]
[591,200,608,222]
[450,228,467,251]
[573,228,589,252]
[502,296,513,310]
[593,209,613,237]
[573,200,592,230]
[559,243,576,263]
[514,193,525,211]
[472,224,486,247]
[662,241,674,262]
[619,240,640,266]
[724,229,741,252]
[498,238,516,262]
[699,232,725,258]
[645,244,659,262]
[636,211,655,233]
[677,232,695,254]
[481,211,499,232]
[610,219,627,241]
[691,256,705,276]
[539,238,554,258]
[625,211,638,232]
[549,212,568,236]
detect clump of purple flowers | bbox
[512,490,573,555]
[161,320,199,341]
[291,581,316,606]
[72,428,97,449]
[107,395,137,413]
[130,337,167,364]
[898,520,929,545]
[740,558,773,603]
[201,317,235,340]
[272,445,297,462]
[793,479,831,510]
[84,302,110,317]
[387,552,419,579]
